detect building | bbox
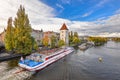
[43,31,59,45]
[31,29,43,45]
[60,23,69,46]
[0,29,6,46]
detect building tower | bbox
[60,23,69,46]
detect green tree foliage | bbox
[73,32,80,44]
[69,31,80,45]
[13,5,35,54]
[112,37,120,42]
[74,32,79,38]
[50,35,57,48]
[5,17,14,51]
[58,40,65,47]
[88,37,107,46]
[69,31,73,44]
[31,37,38,50]
[73,36,81,44]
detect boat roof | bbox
[30,53,46,59]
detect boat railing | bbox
[26,54,44,62]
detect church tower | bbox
[60,23,69,46]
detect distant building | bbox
[60,23,69,46]
[0,29,6,46]
[43,31,59,45]
[31,29,43,45]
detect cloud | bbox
[56,3,64,13]
[0,0,54,31]
[60,0,71,4]
[63,13,120,36]
[82,11,93,17]
[94,32,120,37]
[71,0,110,19]
[95,0,109,7]
[56,4,64,9]
[0,0,120,37]
[80,0,110,18]
[115,8,120,14]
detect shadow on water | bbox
[73,46,78,50]
[7,58,19,69]
[28,41,120,80]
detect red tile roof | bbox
[60,23,68,30]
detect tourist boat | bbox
[78,43,88,50]
[78,42,94,51]
[18,47,74,71]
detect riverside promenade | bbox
[0,47,64,80]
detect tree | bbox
[50,35,56,48]
[69,31,73,44]
[42,36,49,47]
[5,17,14,52]
[74,32,79,38]
[73,32,80,44]
[88,37,107,46]
[58,40,65,47]
[31,37,38,50]
[73,36,80,44]
[13,5,34,54]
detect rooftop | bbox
[60,23,68,30]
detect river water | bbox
[0,41,120,80]
[30,41,120,80]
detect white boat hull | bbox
[19,47,74,71]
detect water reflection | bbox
[30,41,120,80]
[7,59,19,69]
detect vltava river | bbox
[30,41,120,80]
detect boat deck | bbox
[19,59,43,67]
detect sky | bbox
[0,0,120,37]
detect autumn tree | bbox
[42,36,49,47]
[72,32,80,44]
[13,5,34,54]
[58,40,65,47]
[50,35,57,48]
[88,37,107,46]
[31,37,38,50]
[72,36,81,44]
[5,17,14,52]
[74,32,79,38]
[69,31,73,44]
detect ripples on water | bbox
[0,41,120,80]
[30,41,120,80]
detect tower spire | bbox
[60,23,68,30]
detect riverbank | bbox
[0,61,34,80]
[0,47,62,80]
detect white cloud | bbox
[61,0,71,4]
[72,0,110,19]
[56,4,64,9]
[56,3,64,13]
[0,0,120,37]
[94,32,120,37]
[0,0,54,31]
[82,11,93,17]
[96,0,109,7]
[115,8,120,14]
